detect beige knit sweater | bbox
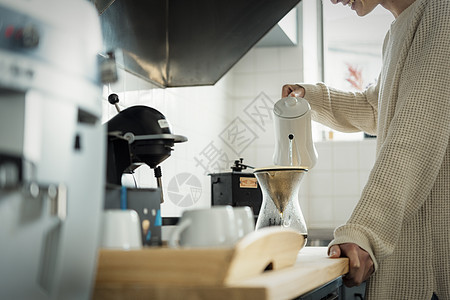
[302,0,450,298]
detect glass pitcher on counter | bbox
[254,166,308,244]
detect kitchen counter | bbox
[93,247,349,300]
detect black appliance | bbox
[104,94,187,246]
[210,159,262,221]
[106,94,187,187]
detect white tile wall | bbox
[305,140,377,228]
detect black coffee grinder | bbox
[210,158,263,223]
[104,94,187,246]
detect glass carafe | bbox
[254,167,308,242]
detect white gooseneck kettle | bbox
[272,96,318,169]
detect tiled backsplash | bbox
[102,43,377,230]
[305,140,376,228]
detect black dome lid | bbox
[107,105,171,136]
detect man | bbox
[282,0,450,298]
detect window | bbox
[318,2,393,141]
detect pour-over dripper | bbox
[254,166,308,240]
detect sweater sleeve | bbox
[329,0,450,271]
[301,81,379,135]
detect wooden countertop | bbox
[93,247,349,300]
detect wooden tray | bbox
[95,227,306,287]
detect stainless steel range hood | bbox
[92,0,301,87]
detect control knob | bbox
[19,25,40,48]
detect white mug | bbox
[233,206,255,238]
[101,209,142,250]
[168,206,238,248]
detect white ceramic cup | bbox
[168,206,239,248]
[233,206,255,238]
[101,209,142,250]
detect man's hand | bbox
[330,0,353,5]
[328,243,374,287]
[281,84,305,98]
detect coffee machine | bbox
[254,96,317,243]
[0,0,107,299]
[104,95,187,246]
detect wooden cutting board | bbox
[93,247,349,300]
[95,227,306,287]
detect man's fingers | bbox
[282,84,304,98]
[338,244,359,287]
[281,84,294,97]
[365,255,375,279]
[328,245,341,258]
[329,243,374,287]
[340,243,375,287]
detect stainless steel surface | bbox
[306,228,334,246]
[0,0,105,298]
[156,176,164,203]
[254,167,307,236]
[96,0,301,87]
[131,133,188,143]
[91,0,116,14]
